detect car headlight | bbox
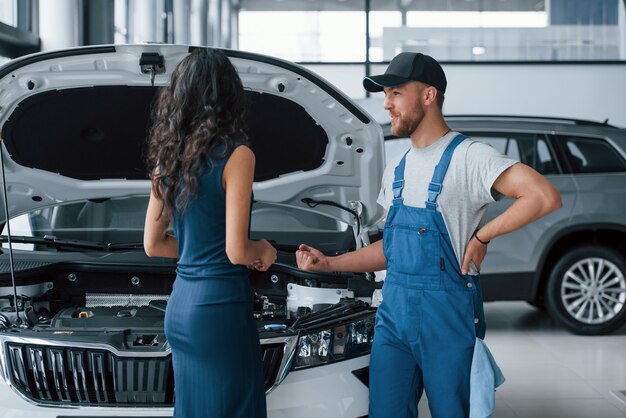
[292,313,375,370]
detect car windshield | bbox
[0,196,149,251]
[0,195,356,253]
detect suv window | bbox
[383,130,559,175]
[559,135,626,174]
[471,133,559,175]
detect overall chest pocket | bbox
[384,225,442,278]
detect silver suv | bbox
[383,115,626,335]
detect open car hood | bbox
[0,45,384,247]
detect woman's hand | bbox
[248,239,277,272]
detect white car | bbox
[0,45,385,417]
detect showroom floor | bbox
[416,301,626,418]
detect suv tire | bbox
[546,245,626,335]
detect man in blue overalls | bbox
[296,52,562,417]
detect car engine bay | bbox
[0,260,380,345]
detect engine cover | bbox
[50,306,164,329]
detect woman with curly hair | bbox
[144,48,275,418]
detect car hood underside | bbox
[0,45,385,236]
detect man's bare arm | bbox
[297,240,386,273]
[461,163,562,274]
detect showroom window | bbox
[236,0,625,100]
[0,0,15,26]
[114,0,171,44]
[238,0,622,63]
[367,10,401,62]
[369,0,618,62]
[561,136,626,173]
[238,11,365,62]
[383,9,548,61]
[0,0,38,63]
[113,0,234,47]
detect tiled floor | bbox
[417,301,626,418]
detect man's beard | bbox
[391,112,422,137]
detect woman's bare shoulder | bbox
[223,144,255,187]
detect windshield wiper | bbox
[0,235,144,252]
[106,242,144,250]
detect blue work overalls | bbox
[370,134,486,418]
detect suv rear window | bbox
[560,135,626,174]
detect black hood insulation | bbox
[1,86,328,182]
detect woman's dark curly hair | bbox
[147,48,248,219]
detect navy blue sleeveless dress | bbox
[164,145,266,418]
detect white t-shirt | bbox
[377,131,518,275]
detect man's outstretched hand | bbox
[296,244,331,272]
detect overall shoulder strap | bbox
[426,134,467,209]
[392,148,411,205]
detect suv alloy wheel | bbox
[546,245,626,335]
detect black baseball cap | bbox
[363,52,447,94]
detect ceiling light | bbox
[472,46,486,55]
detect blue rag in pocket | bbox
[470,338,505,418]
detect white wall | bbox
[314,62,626,129]
[303,64,366,99]
[443,63,626,128]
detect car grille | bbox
[261,343,285,391]
[5,342,286,406]
[5,343,174,406]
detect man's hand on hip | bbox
[461,235,488,275]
